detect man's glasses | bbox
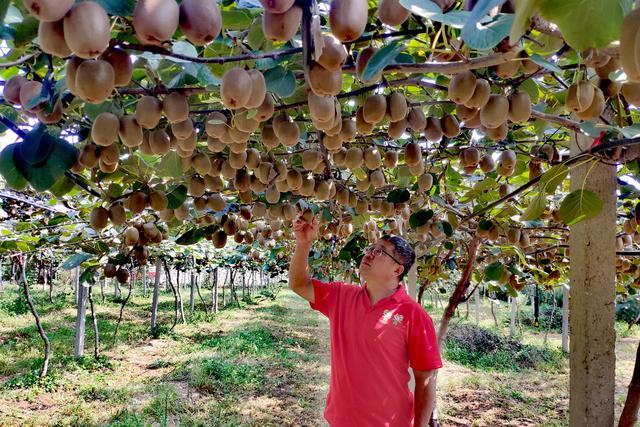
[363,245,403,266]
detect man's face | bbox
[359,239,403,284]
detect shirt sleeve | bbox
[408,308,443,371]
[308,278,342,318]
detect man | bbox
[289,214,442,427]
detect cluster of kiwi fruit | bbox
[260,0,302,42]
[103,262,132,284]
[89,190,170,231]
[4,74,63,124]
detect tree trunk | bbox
[212,268,218,314]
[490,295,498,327]
[151,257,161,331]
[222,269,227,307]
[164,261,180,331]
[195,274,209,314]
[176,270,186,323]
[437,235,480,346]
[189,271,195,315]
[100,277,105,303]
[74,266,80,305]
[74,273,87,359]
[113,269,133,347]
[88,285,99,359]
[20,256,51,378]
[48,267,54,303]
[619,340,640,427]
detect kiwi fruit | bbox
[78,143,100,169]
[404,142,421,166]
[124,227,140,246]
[286,169,303,190]
[37,100,63,124]
[508,91,532,123]
[363,94,387,124]
[92,112,120,147]
[38,20,72,58]
[90,206,109,230]
[63,1,110,58]
[259,0,295,13]
[497,149,516,176]
[189,153,210,176]
[265,185,281,204]
[128,191,148,214]
[302,149,324,171]
[99,143,120,165]
[221,67,252,109]
[255,95,275,122]
[356,47,382,84]
[422,116,442,142]
[455,104,478,122]
[418,174,433,192]
[408,160,425,177]
[4,75,27,106]
[74,59,115,104]
[103,263,117,278]
[205,193,224,211]
[384,150,399,169]
[100,48,133,87]
[273,115,300,147]
[146,191,167,212]
[65,56,85,96]
[465,78,491,108]
[345,147,364,169]
[387,117,407,139]
[163,92,189,123]
[263,5,302,42]
[495,60,519,79]
[323,132,343,152]
[479,154,495,173]
[245,69,267,109]
[598,78,621,98]
[364,147,382,170]
[441,115,460,138]
[480,94,509,129]
[336,119,355,142]
[135,96,163,129]
[317,33,348,72]
[620,9,640,81]
[172,118,195,139]
[179,0,221,45]
[407,108,426,131]
[485,122,508,141]
[23,0,74,21]
[622,82,640,106]
[377,0,410,26]
[133,0,179,45]
[308,92,336,122]
[116,268,130,284]
[308,62,342,96]
[369,169,386,188]
[355,107,374,135]
[460,148,480,167]
[330,0,367,42]
[19,81,45,112]
[234,109,260,133]
[206,112,229,138]
[387,92,408,122]
[234,169,251,192]
[262,124,280,150]
[566,81,595,113]
[188,175,206,197]
[119,116,143,148]
[576,87,605,121]
[448,71,477,105]
[147,129,169,155]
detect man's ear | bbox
[395,264,404,279]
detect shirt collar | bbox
[362,283,406,303]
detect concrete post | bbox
[74,281,87,358]
[562,283,569,353]
[569,133,617,427]
[406,263,417,301]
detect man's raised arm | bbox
[288,213,318,303]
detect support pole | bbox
[406,263,417,301]
[74,279,87,358]
[509,296,517,337]
[562,283,569,353]
[75,266,80,305]
[151,258,161,330]
[569,133,617,427]
[474,285,481,324]
[143,265,148,298]
[189,271,195,315]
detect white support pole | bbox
[406,263,417,301]
[74,266,80,305]
[143,265,148,298]
[474,285,481,324]
[74,280,87,358]
[569,133,617,427]
[151,258,161,330]
[562,283,569,353]
[509,296,517,337]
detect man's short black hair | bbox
[380,234,415,281]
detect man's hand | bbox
[293,211,318,248]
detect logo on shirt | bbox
[382,309,404,326]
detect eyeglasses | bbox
[363,245,403,265]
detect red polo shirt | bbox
[309,279,442,427]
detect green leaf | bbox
[0,144,27,190]
[0,0,9,24]
[361,42,405,82]
[176,227,206,245]
[520,192,547,221]
[409,209,434,229]
[539,164,569,194]
[441,221,453,237]
[61,253,93,270]
[387,188,411,203]
[222,10,253,30]
[528,53,562,73]
[157,151,183,179]
[509,0,536,44]
[49,176,75,197]
[559,189,604,225]
[13,15,37,46]
[478,219,493,231]
[17,125,55,166]
[399,0,442,18]
[462,13,514,50]
[484,261,504,281]
[263,66,296,98]
[538,0,624,50]
[167,185,188,209]
[79,269,97,285]
[94,0,136,16]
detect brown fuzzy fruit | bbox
[100,48,133,87]
[465,78,491,108]
[104,263,117,278]
[116,268,130,284]
[620,9,640,82]
[78,143,100,169]
[63,1,110,58]
[566,81,595,113]
[163,92,189,123]
[384,150,399,169]
[37,100,63,124]
[23,0,74,22]
[259,0,295,13]
[75,59,115,104]
[480,94,509,129]
[38,20,72,58]
[90,206,109,230]
[308,62,342,96]
[407,108,426,131]
[479,154,495,173]
[622,82,640,106]
[133,0,179,45]
[441,115,460,138]
[317,33,348,72]
[255,95,275,122]
[508,91,532,123]
[4,75,28,106]
[387,117,407,139]
[19,81,45,113]
[65,56,85,96]
[221,67,252,109]
[576,87,605,121]
[377,0,410,26]
[179,0,221,45]
[128,191,148,214]
[356,47,382,84]
[404,142,422,166]
[448,71,477,105]
[212,229,227,248]
[344,147,364,170]
[262,5,302,42]
[172,118,195,139]
[119,116,143,148]
[108,203,126,225]
[330,0,367,42]
[149,129,171,155]
[136,96,163,129]
[100,143,120,165]
[423,117,443,142]
[363,94,387,124]
[245,69,267,110]
[495,60,519,79]
[92,112,120,147]
[387,92,408,122]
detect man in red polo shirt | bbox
[289,214,442,427]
